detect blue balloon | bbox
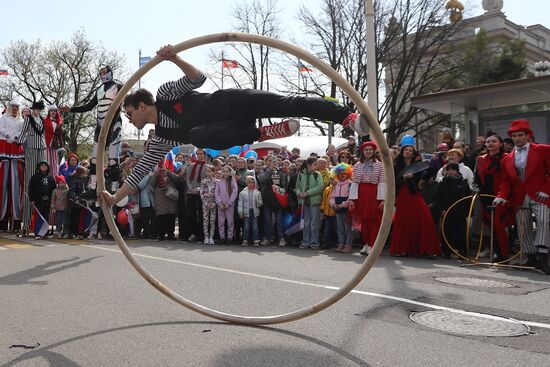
[171,146,181,155]
[400,135,415,147]
[227,146,242,155]
[243,150,258,159]
[205,148,220,158]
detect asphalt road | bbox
[1,234,549,367]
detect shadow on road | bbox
[0,256,101,286]
[1,321,371,367]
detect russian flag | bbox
[30,207,49,237]
[284,205,304,236]
[165,146,181,172]
[0,69,8,76]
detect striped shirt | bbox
[19,115,46,149]
[352,160,384,184]
[125,72,207,189]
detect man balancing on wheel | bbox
[101,44,368,206]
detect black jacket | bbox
[436,175,472,218]
[28,162,56,206]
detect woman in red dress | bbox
[43,105,64,178]
[474,133,514,261]
[390,136,441,257]
[350,141,385,255]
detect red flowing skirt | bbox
[0,140,24,159]
[356,183,382,220]
[390,185,441,257]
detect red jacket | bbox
[497,143,550,208]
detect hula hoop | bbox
[97,32,395,325]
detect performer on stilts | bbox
[18,101,47,236]
[0,100,25,232]
[101,45,367,206]
[495,119,550,274]
[60,65,124,190]
[43,104,65,178]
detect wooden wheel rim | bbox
[97,32,395,325]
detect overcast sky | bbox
[1,0,548,138]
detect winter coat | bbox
[329,179,352,209]
[320,185,336,216]
[151,170,178,216]
[295,170,324,206]
[436,174,472,218]
[51,186,70,211]
[69,175,88,208]
[237,187,263,217]
[28,161,56,206]
[137,174,155,209]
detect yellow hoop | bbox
[97,33,395,325]
[441,194,520,264]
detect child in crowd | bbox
[330,163,354,253]
[215,166,238,245]
[295,157,324,249]
[436,163,472,258]
[320,174,337,248]
[151,159,178,241]
[51,175,70,238]
[238,175,263,247]
[28,161,56,239]
[69,166,89,239]
[200,165,217,245]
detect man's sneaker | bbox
[253,240,260,247]
[258,119,299,142]
[278,238,286,247]
[299,243,308,249]
[309,244,320,250]
[261,238,271,246]
[342,113,369,136]
[242,240,248,247]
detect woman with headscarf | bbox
[349,141,385,255]
[0,100,25,231]
[19,101,47,236]
[390,136,440,257]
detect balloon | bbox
[171,146,181,155]
[227,146,242,155]
[240,144,251,156]
[174,162,183,170]
[116,209,129,226]
[243,150,258,160]
[205,148,220,158]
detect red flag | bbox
[298,63,313,73]
[222,59,239,69]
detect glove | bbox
[493,197,507,206]
[536,192,549,201]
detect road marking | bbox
[82,244,550,330]
[0,237,35,249]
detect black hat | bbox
[31,100,45,110]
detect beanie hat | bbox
[400,135,415,147]
[55,175,66,184]
[507,119,533,137]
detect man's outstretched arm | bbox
[157,44,201,80]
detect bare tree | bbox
[208,0,282,92]
[0,30,127,153]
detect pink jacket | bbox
[215,177,238,206]
[329,178,352,208]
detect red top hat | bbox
[507,119,533,137]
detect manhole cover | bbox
[434,276,515,288]
[410,310,530,337]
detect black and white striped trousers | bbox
[516,195,550,254]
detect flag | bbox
[298,63,313,73]
[0,69,8,76]
[284,205,304,236]
[165,146,181,172]
[139,56,151,67]
[58,156,68,176]
[31,207,49,237]
[222,59,239,69]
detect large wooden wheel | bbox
[97,32,395,325]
